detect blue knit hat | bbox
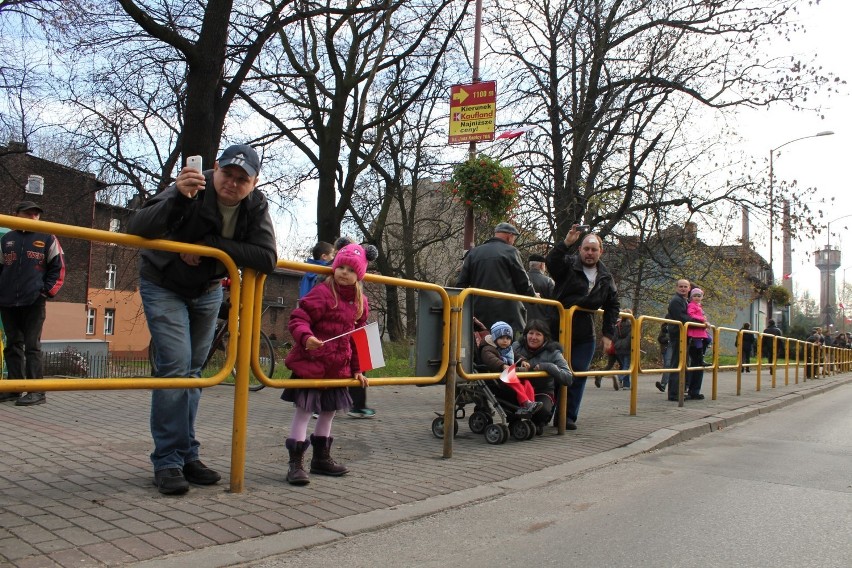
[491,321,513,340]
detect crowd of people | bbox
[2,154,847,496]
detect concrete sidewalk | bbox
[1,370,849,567]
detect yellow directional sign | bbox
[449,81,496,144]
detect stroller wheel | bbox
[469,411,491,434]
[511,419,533,441]
[431,416,458,439]
[484,423,507,445]
[535,423,544,436]
[525,419,537,440]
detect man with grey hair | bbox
[456,222,536,335]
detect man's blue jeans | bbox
[140,277,222,472]
[566,340,596,423]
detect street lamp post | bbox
[767,130,834,325]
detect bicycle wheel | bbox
[210,331,271,391]
[246,331,273,391]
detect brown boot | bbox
[309,435,349,476]
[285,438,311,485]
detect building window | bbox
[26,175,44,195]
[106,264,116,290]
[104,308,115,336]
[86,307,96,335]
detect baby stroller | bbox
[431,318,552,444]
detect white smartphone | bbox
[186,155,203,171]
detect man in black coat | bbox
[663,279,691,401]
[128,144,277,496]
[456,223,536,335]
[546,226,620,429]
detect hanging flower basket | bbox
[446,154,519,219]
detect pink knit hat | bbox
[332,243,377,281]
[690,288,704,298]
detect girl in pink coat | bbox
[684,288,710,399]
[281,243,377,485]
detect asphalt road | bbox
[243,382,852,567]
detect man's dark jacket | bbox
[545,241,620,344]
[128,170,277,297]
[666,293,690,342]
[455,236,535,333]
[761,324,782,359]
[0,230,65,306]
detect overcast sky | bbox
[734,0,851,306]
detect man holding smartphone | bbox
[129,144,277,495]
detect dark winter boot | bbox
[285,438,311,486]
[309,435,349,476]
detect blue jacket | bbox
[298,258,330,298]
[0,229,65,307]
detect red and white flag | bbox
[496,126,535,140]
[839,302,845,309]
[499,364,520,384]
[783,273,792,280]
[350,322,385,372]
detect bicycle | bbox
[148,301,274,391]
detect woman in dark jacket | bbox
[513,319,573,427]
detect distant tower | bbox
[815,246,841,329]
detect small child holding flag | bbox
[281,243,380,485]
[479,321,542,415]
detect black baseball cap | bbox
[15,201,44,214]
[217,144,260,177]
[529,253,546,262]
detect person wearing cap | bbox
[0,201,65,406]
[455,222,536,335]
[128,144,277,495]
[524,253,558,339]
[545,224,620,430]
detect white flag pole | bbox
[323,324,370,343]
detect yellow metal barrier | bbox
[2,212,844,484]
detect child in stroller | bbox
[431,318,559,443]
[479,321,543,416]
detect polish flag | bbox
[499,364,520,384]
[350,322,385,372]
[783,273,792,280]
[496,126,535,140]
[839,302,845,309]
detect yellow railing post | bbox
[228,269,256,494]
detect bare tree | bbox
[488,0,835,244]
[246,0,471,243]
